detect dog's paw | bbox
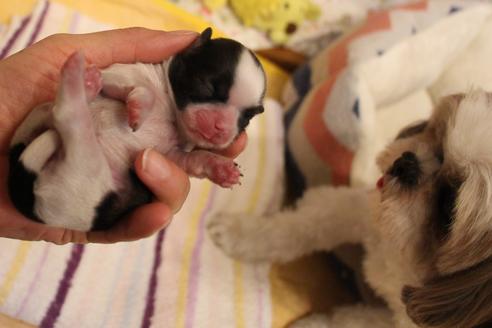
[206,159,241,188]
[126,86,155,131]
[288,314,331,328]
[208,213,263,261]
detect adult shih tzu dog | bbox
[209,90,492,328]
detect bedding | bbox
[284,0,492,198]
[6,1,491,327]
[0,1,326,327]
[170,0,422,55]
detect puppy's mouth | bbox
[189,127,234,148]
[179,104,239,149]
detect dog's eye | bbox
[388,152,421,187]
[396,121,428,140]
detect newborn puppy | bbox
[209,91,492,328]
[8,28,266,232]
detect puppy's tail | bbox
[8,129,60,221]
[14,130,60,173]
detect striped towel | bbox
[0,1,290,327]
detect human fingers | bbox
[134,148,191,213]
[87,202,171,243]
[35,27,198,68]
[87,149,191,243]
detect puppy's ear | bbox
[189,27,213,49]
[402,258,492,327]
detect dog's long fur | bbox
[209,91,492,328]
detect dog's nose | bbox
[388,151,421,187]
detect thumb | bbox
[134,148,190,213]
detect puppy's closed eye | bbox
[238,105,264,130]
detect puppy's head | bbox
[168,28,266,149]
[376,91,492,327]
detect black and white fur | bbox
[8,28,266,232]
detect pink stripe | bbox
[140,230,166,328]
[0,15,31,59]
[185,187,217,328]
[26,0,50,47]
[68,12,80,33]
[14,244,50,317]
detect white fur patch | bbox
[447,90,492,167]
[228,50,265,108]
[445,90,492,256]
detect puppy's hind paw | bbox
[84,65,102,101]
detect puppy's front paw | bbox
[126,87,155,131]
[208,213,263,261]
[206,158,241,188]
[289,314,331,328]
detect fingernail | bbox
[166,30,199,37]
[163,217,173,229]
[142,148,171,180]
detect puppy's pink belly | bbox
[88,98,177,189]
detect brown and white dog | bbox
[8,28,266,232]
[209,91,492,328]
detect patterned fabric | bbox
[170,0,426,55]
[0,1,293,327]
[284,0,492,198]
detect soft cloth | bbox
[202,0,321,45]
[0,1,294,327]
[170,0,423,55]
[284,0,492,198]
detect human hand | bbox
[0,28,247,244]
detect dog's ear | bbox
[189,27,213,49]
[402,257,492,327]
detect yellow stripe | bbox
[233,111,268,328]
[233,261,245,328]
[175,182,213,328]
[0,242,31,306]
[59,8,73,33]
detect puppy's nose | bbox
[388,151,421,187]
